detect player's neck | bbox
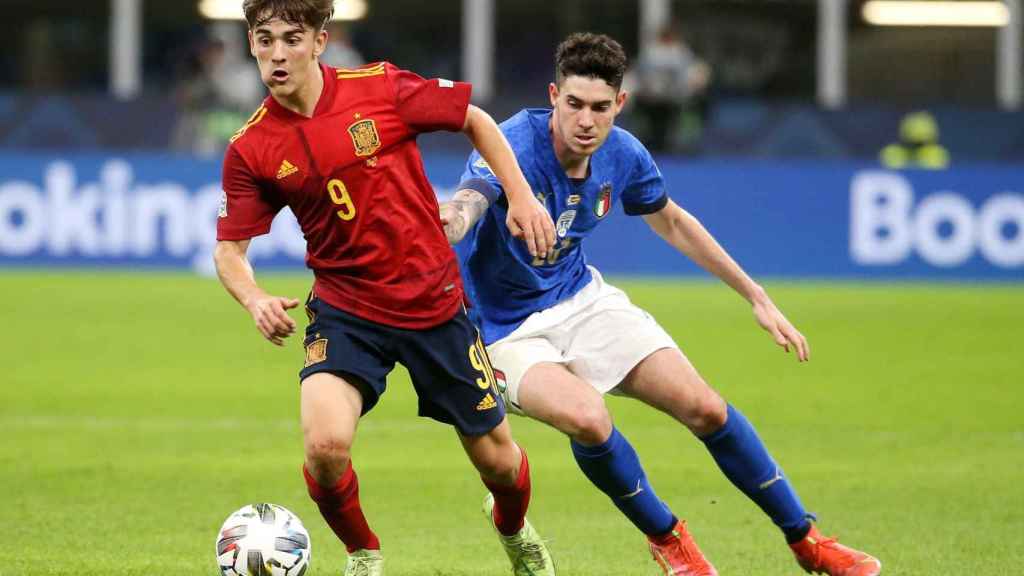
[560,154,590,179]
[274,62,324,118]
[550,119,591,178]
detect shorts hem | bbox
[604,344,679,396]
[447,414,505,437]
[298,366,383,415]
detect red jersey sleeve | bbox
[217,145,283,241]
[387,63,472,133]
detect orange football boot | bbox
[648,520,718,576]
[789,525,881,576]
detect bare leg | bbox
[301,372,362,484]
[517,361,613,446]
[300,372,379,553]
[617,348,727,437]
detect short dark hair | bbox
[242,0,334,31]
[554,32,627,90]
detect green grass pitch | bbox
[1,272,1021,575]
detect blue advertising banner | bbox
[0,152,1021,279]
[586,160,1024,279]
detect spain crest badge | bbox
[304,338,328,367]
[348,119,381,157]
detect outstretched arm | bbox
[461,105,554,258]
[213,239,300,347]
[642,199,810,362]
[440,188,491,245]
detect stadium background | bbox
[1,1,1021,575]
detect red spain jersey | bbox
[217,62,472,329]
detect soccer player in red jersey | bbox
[213,2,557,575]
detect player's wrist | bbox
[241,289,269,311]
[502,180,533,204]
[747,284,769,306]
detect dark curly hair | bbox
[242,0,333,31]
[554,32,628,90]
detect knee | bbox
[304,432,352,483]
[565,398,613,446]
[684,391,727,437]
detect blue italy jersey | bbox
[456,108,668,344]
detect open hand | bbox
[752,296,810,362]
[246,294,300,346]
[506,193,555,258]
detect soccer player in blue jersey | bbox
[442,33,881,576]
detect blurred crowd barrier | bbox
[0,152,1020,279]
[3,93,1024,162]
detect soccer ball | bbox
[216,503,311,576]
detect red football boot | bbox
[790,525,881,576]
[647,520,718,576]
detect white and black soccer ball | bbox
[216,503,311,576]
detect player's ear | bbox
[247,30,256,57]
[313,29,328,58]
[548,83,559,107]
[615,89,628,113]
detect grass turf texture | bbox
[1,272,1021,575]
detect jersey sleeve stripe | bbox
[337,62,385,74]
[457,177,501,206]
[337,62,386,79]
[622,192,669,216]
[229,105,268,143]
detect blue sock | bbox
[571,426,676,536]
[701,404,812,543]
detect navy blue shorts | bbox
[299,294,506,436]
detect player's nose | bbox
[271,41,287,62]
[578,110,595,129]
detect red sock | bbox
[482,447,531,536]
[303,462,380,552]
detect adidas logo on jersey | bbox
[476,393,497,411]
[276,160,299,179]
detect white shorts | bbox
[487,267,678,414]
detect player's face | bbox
[549,75,627,157]
[249,17,327,99]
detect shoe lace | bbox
[651,535,712,576]
[346,555,376,576]
[516,539,549,570]
[812,535,860,569]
